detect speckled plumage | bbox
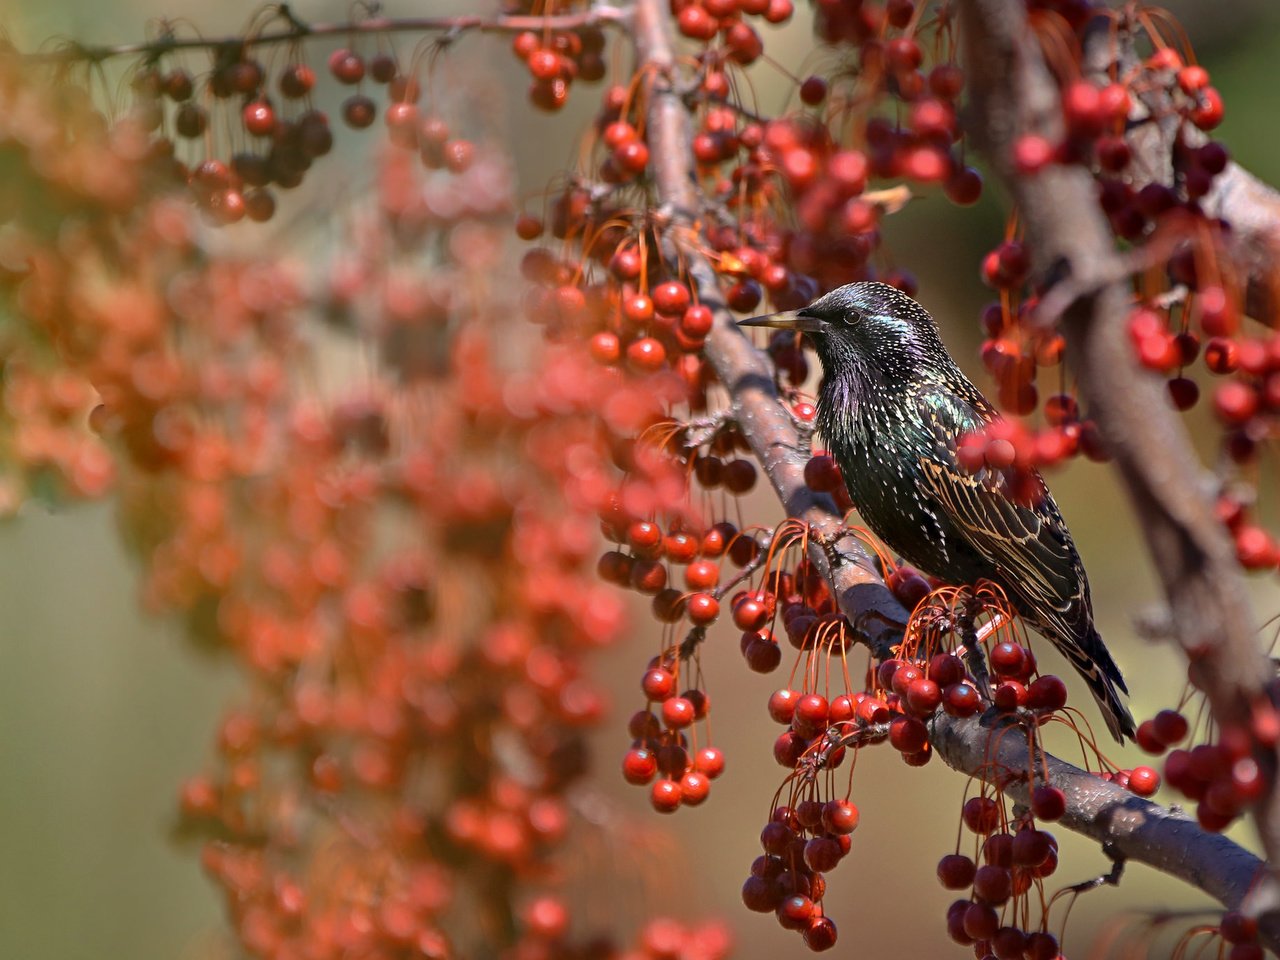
[759,282,1134,742]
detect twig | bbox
[17,7,631,64]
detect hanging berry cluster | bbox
[963,9,1279,576]
[0,43,732,959]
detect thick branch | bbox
[931,714,1277,941]
[634,0,908,658]
[1205,165,1280,326]
[633,0,1276,939]
[959,0,1278,913]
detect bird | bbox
[739,281,1135,742]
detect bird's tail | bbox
[1076,628,1136,744]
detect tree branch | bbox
[958,0,1279,917]
[930,714,1276,942]
[17,7,630,64]
[634,0,908,660]
[633,0,1276,942]
[1080,13,1280,329]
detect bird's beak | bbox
[737,310,828,333]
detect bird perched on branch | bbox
[739,281,1135,742]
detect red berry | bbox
[1024,932,1059,960]
[650,778,682,812]
[1221,910,1259,944]
[768,688,799,724]
[623,748,658,784]
[680,771,711,805]
[1190,87,1224,130]
[686,593,720,625]
[589,331,620,365]
[662,697,695,728]
[1030,784,1065,821]
[742,875,777,912]
[1153,709,1189,745]
[626,337,667,372]
[1168,376,1200,411]
[329,49,366,84]
[990,641,1027,677]
[1012,134,1055,174]
[821,798,860,834]
[652,281,690,314]
[279,64,315,98]
[1136,720,1167,755]
[685,558,720,590]
[962,901,999,940]
[776,894,815,931]
[242,100,276,136]
[804,454,843,492]
[1011,828,1054,867]
[681,304,715,338]
[798,75,827,105]
[342,95,377,129]
[993,680,1026,711]
[906,677,942,716]
[1214,382,1258,425]
[962,795,1001,834]
[888,715,927,753]
[694,746,725,778]
[527,49,562,82]
[943,682,981,717]
[1026,675,1067,712]
[1128,765,1160,796]
[743,634,782,673]
[733,597,769,630]
[936,853,976,889]
[972,864,1012,904]
[945,166,983,205]
[642,668,676,701]
[803,916,837,951]
[795,693,829,727]
[946,899,974,945]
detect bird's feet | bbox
[956,597,999,704]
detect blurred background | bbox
[3,1,1280,958]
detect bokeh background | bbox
[3,1,1280,958]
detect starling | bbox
[740,281,1135,742]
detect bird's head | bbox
[738,281,955,383]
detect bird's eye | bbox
[841,309,863,325]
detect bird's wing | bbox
[912,386,1133,742]
[912,387,1082,632]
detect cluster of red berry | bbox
[511,22,609,111]
[0,39,751,954]
[673,0,795,50]
[937,798,1064,958]
[1149,717,1271,834]
[120,9,567,227]
[968,15,1279,576]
